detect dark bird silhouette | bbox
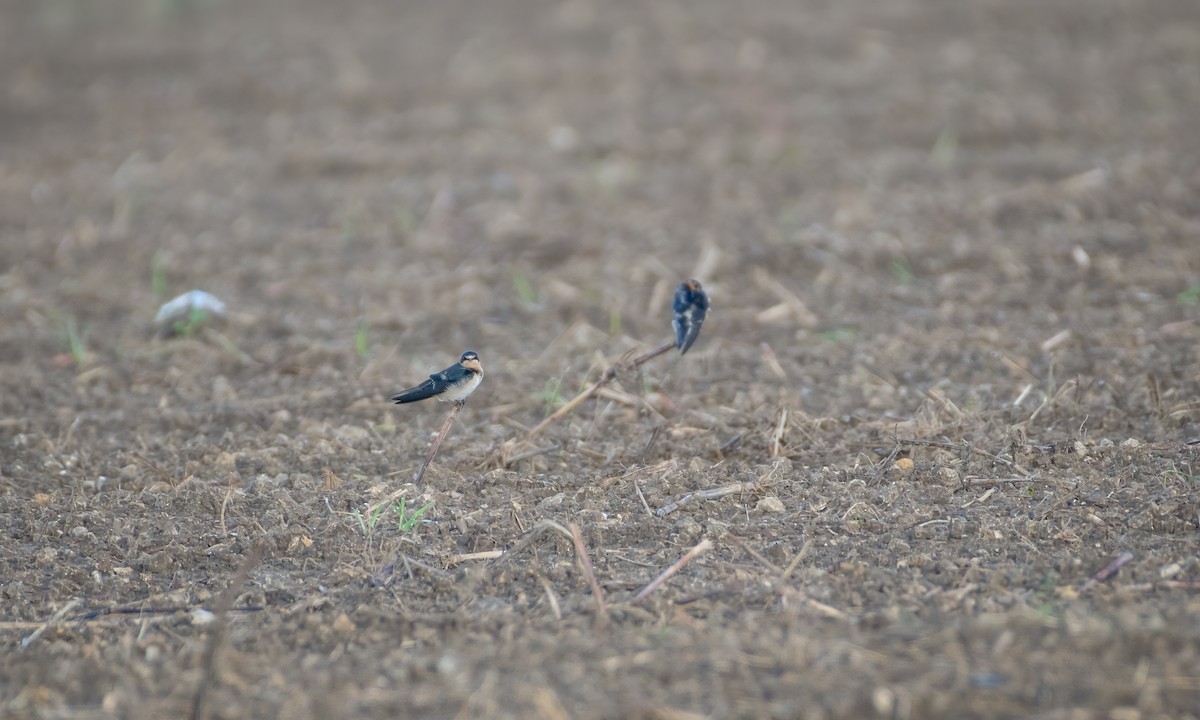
[392,351,483,407]
[672,279,709,354]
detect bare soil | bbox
[3,0,1200,718]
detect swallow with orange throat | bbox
[392,351,484,408]
[672,279,709,354]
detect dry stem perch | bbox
[528,279,709,437]
[371,351,484,515]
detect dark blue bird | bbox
[392,351,484,407]
[672,279,709,354]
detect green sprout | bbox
[930,127,958,168]
[818,325,858,343]
[355,316,371,359]
[352,498,433,535]
[172,308,210,338]
[352,502,389,535]
[609,306,622,336]
[890,257,915,285]
[536,377,567,416]
[513,269,538,306]
[1176,286,1200,305]
[394,498,434,532]
[151,251,169,298]
[63,315,87,365]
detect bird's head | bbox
[459,350,483,374]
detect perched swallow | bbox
[672,279,709,354]
[392,351,484,406]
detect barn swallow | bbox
[672,279,709,354]
[392,351,484,407]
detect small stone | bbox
[548,125,578,152]
[1160,562,1182,579]
[673,516,703,544]
[334,424,372,446]
[139,552,172,574]
[872,686,896,715]
[287,535,314,553]
[190,608,216,626]
[894,457,914,471]
[212,375,236,404]
[214,452,237,472]
[331,612,356,634]
[536,493,566,511]
[1120,438,1141,449]
[756,496,786,513]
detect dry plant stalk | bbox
[570,523,608,625]
[1079,551,1134,593]
[491,519,574,566]
[897,437,1031,476]
[634,538,713,603]
[192,541,265,720]
[655,480,756,517]
[769,408,788,457]
[19,599,80,650]
[368,401,465,517]
[414,402,464,484]
[529,340,675,437]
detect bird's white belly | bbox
[438,373,481,402]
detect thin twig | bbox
[897,438,1031,476]
[655,479,756,518]
[540,578,563,620]
[570,523,608,625]
[504,444,557,466]
[960,473,1043,487]
[371,553,454,586]
[73,605,263,622]
[191,542,264,720]
[726,534,780,574]
[369,401,465,517]
[769,408,788,458]
[1078,551,1134,595]
[528,340,675,437]
[717,434,743,458]
[414,401,464,484]
[20,599,80,650]
[639,425,664,465]
[490,520,575,567]
[449,550,505,563]
[634,538,712,603]
[778,540,809,583]
[655,491,695,517]
[633,479,654,518]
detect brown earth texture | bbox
[3,0,1200,718]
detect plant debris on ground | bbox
[2,0,1199,718]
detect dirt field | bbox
[3,0,1200,718]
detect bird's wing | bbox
[431,364,473,385]
[673,314,689,348]
[392,378,441,404]
[675,304,707,354]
